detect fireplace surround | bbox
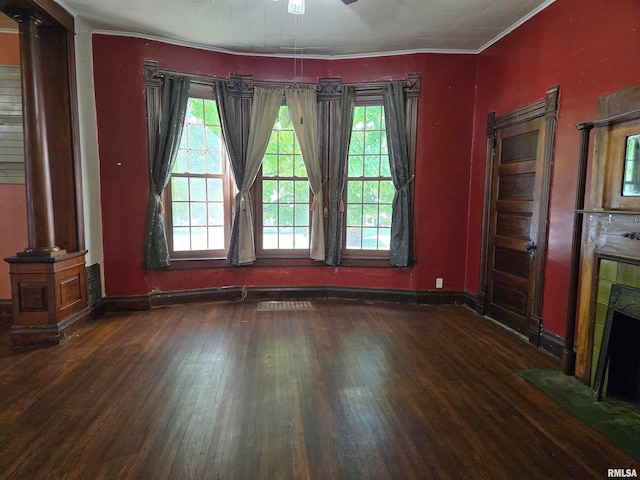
[592,284,640,402]
[568,84,640,386]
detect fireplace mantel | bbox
[569,84,640,383]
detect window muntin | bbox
[167,96,232,257]
[345,104,393,254]
[259,105,311,253]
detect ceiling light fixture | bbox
[288,0,305,15]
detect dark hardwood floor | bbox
[0,300,635,479]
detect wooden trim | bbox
[1,0,74,31]
[477,111,496,315]
[151,287,243,307]
[9,300,104,346]
[479,86,560,345]
[104,287,474,311]
[528,85,560,344]
[563,123,594,374]
[105,295,152,312]
[540,329,564,359]
[494,97,547,130]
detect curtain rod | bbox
[145,61,419,93]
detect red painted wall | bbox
[92,36,477,296]
[0,32,25,300]
[466,0,640,336]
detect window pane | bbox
[263,180,278,203]
[294,227,309,249]
[347,204,362,227]
[362,227,379,250]
[346,227,362,249]
[190,152,205,174]
[363,204,379,226]
[207,178,223,202]
[295,181,309,203]
[263,227,278,249]
[363,181,379,203]
[293,154,306,178]
[365,131,382,155]
[191,227,207,250]
[347,181,363,203]
[279,227,294,249]
[280,180,294,203]
[348,155,364,177]
[263,204,278,226]
[295,204,309,227]
[204,99,218,125]
[263,154,278,177]
[206,125,222,149]
[188,125,205,151]
[190,178,206,201]
[208,203,224,226]
[172,202,189,226]
[172,177,189,202]
[208,227,224,250]
[174,150,188,173]
[363,155,379,177]
[173,227,190,251]
[279,154,294,177]
[379,205,392,228]
[349,132,365,155]
[190,202,206,226]
[187,98,204,124]
[205,150,222,174]
[366,105,382,127]
[279,204,294,227]
[378,228,391,249]
[279,130,295,155]
[380,180,394,203]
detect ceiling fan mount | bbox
[342,0,358,4]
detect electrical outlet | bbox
[436,278,443,289]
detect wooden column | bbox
[15,14,62,256]
[1,1,91,347]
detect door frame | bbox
[477,85,560,345]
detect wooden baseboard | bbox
[105,286,475,311]
[152,286,243,306]
[417,290,469,305]
[10,300,105,347]
[539,329,564,359]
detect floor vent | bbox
[86,263,103,305]
[257,300,315,312]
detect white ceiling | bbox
[6,0,554,58]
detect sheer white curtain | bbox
[236,86,284,264]
[285,88,324,261]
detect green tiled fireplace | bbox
[592,259,640,385]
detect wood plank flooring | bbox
[0,300,636,479]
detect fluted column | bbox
[16,14,61,255]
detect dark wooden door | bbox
[485,117,546,335]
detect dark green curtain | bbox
[143,74,191,269]
[214,81,246,265]
[325,86,355,266]
[383,82,413,268]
